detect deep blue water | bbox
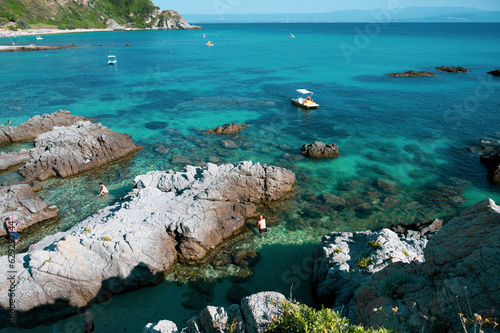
[0,23,499,332]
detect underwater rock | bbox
[205,123,246,134]
[373,179,398,194]
[0,184,59,237]
[13,121,142,182]
[232,248,261,268]
[388,70,437,77]
[301,141,340,158]
[0,162,295,328]
[0,110,84,145]
[435,66,469,73]
[226,285,251,304]
[312,198,500,332]
[222,140,238,149]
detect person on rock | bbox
[5,214,21,246]
[78,306,95,333]
[257,214,267,236]
[98,182,109,196]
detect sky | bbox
[155,0,500,14]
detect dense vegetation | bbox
[268,300,391,333]
[0,0,159,29]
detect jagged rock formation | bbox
[301,141,340,158]
[388,70,437,77]
[0,110,84,146]
[144,291,286,333]
[204,123,247,134]
[312,199,500,332]
[153,9,203,30]
[0,162,295,328]
[0,183,58,236]
[435,66,469,73]
[0,121,142,182]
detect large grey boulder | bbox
[0,184,58,236]
[241,292,286,333]
[312,198,500,332]
[198,304,245,333]
[1,121,142,181]
[144,320,179,333]
[0,162,295,328]
[0,110,84,145]
[156,10,203,30]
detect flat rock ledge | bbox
[312,198,500,332]
[388,70,437,77]
[435,66,469,73]
[0,120,142,182]
[204,123,247,134]
[0,183,58,236]
[301,141,340,158]
[0,162,295,328]
[0,45,75,53]
[144,291,286,333]
[0,110,84,145]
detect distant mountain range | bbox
[184,7,500,23]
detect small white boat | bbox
[206,41,214,47]
[36,35,43,40]
[291,89,319,109]
[107,55,117,65]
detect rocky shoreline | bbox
[0,162,295,328]
[312,198,500,332]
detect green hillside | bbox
[0,0,160,29]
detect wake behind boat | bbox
[291,89,319,109]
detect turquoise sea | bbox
[0,23,499,332]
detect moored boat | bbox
[291,89,319,109]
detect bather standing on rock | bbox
[98,182,109,196]
[258,215,267,236]
[4,214,21,245]
[78,306,95,333]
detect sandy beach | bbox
[0,27,117,40]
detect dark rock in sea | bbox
[182,295,211,310]
[229,268,254,283]
[188,279,216,296]
[0,110,84,145]
[204,123,246,134]
[435,66,469,73]
[301,141,340,158]
[226,285,251,304]
[321,194,347,209]
[487,69,500,76]
[388,70,437,77]
[480,150,500,183]
[145,121,169,130]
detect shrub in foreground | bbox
[268,300,390,333]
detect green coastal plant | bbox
[401,250,410,258]
[457,287,498,333]
[369,240,382,250]
[268,300,391,333]
[101,236,112,241]
[83,228,92,233]
[335,247,343,254]
[356,256,373,269]
[378,271,411,297]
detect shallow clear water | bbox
[0,23,499,332]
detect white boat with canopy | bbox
[108,55,117,65]
[291,89,319,109]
